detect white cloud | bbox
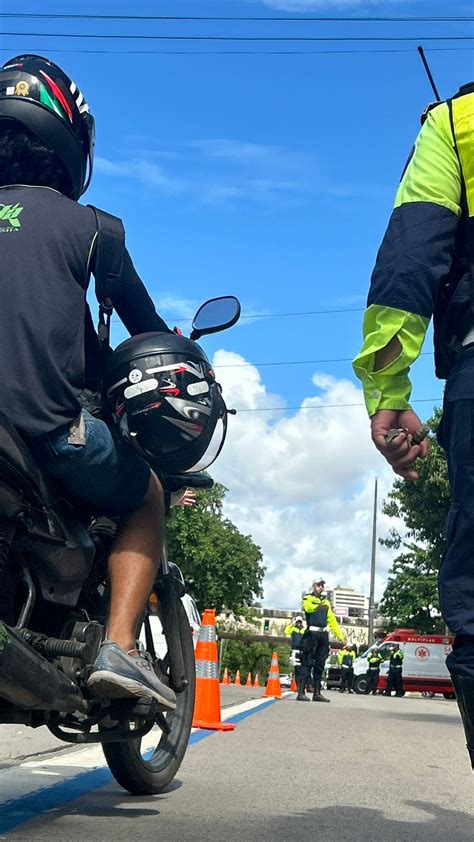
[154,295,200,321]
[95,138,311,207]
[210,349,402,610]
[97,138,391,209]
[95,156,186,196]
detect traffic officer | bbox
[338,643,355,693]
[284,615,307,701]
[366,646,383,695]
[352,82,474,763]
[384,645,404,697]
[300,578,345,702]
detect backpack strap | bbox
[88,205,125,349]
[446,98,474,339]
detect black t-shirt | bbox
[0,185,169,437]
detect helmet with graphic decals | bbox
[104,332,228,474]
[0,54,94,200]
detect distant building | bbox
[327,586,369,621]
[217,587,385,649]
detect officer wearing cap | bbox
[284,615,306,700]
[300,579,345,702]
[366,645,383,695]
[384,644,404,697]
[338,643,356,693]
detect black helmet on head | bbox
[0,54,95,199]
[104,331,228,474]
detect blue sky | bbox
[1,0,472,410]
[1,0,473,607]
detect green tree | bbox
[379,409,451,633]
[166,482,265,615]
[220,635,291,683]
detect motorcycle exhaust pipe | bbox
[0,621,87,712]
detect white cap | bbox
[294,615,303,623]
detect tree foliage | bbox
[220,635,292,683]
[379,410,451,633]
[166,482,265,615]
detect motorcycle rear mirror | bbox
[190,296,241,340]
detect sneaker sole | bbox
[88,670,176,710]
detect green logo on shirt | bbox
[0,203,23,231]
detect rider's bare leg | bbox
[106,471,164,653]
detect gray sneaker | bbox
[87,641,176,710]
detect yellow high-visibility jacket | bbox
[353,85,474,412]
[301,594,345,642]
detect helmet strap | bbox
[98,298,113,349]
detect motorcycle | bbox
[0,295,240,795]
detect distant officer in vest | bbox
[384,644,404,697]
[366,646,383,695]
[300,578,345,702]
[284,615,306,701]
[338,643,355,693]
[352,83,474,763]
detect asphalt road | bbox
[1,687,473,840]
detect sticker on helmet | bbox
[15,81,29,96]
[124,379,158,400]
[128,369,143,384]
[187,381,210,396]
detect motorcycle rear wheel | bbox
[101,599,195,795]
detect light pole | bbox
[368,477,378,645]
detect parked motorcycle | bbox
[0,295,240,795]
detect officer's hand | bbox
[170,488,197,508]
[371,409,428,481]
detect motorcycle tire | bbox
[101,598,195,795]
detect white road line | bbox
[0,693,288,806]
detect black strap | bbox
[88,205,125,349]
[446,98,474,335]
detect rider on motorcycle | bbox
[0,54,176,709]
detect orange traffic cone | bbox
[253,673,260,687]
[263,651,283,699]
[290,675,297,692]
[234,669,242,686]
[192,609,236,731]
[246,673,252,687]
[221,667,230,685]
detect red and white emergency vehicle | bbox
[353,628,455,698]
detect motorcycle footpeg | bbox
[109,697,160,720]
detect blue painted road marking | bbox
[0,698,277,834]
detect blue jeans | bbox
[28,410,151,517]
[438,348,474,677]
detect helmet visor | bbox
[186,414,227,473]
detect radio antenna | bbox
[417,46,441,101]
